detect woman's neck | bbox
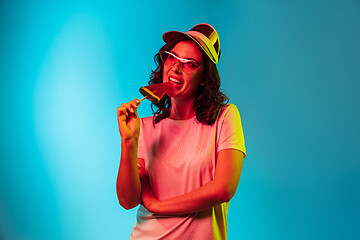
[169,98,196,120]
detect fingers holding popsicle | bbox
[117,98,141,141]
[118,99,141,116]
[117,82,171,141]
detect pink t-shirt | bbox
[130,104,246,239]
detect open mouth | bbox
[169,77,183,85]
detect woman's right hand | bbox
[117,99,141,142]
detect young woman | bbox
[117,23,246,239]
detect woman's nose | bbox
[171,61,183,73]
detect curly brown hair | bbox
[149,36,228,125]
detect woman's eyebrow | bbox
[169,51,199,62]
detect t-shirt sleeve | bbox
[217,104,246,157]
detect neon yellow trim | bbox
[187,30,219,64]
[140,87,160,101]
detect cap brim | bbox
[162,31,190,43]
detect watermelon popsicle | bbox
[139,82,172,104]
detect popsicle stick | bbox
[139,96,148,102]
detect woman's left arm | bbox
[141,149,245,215]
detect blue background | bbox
[1,0,359,239]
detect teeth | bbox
[169,77,182,84]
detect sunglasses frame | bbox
[159,51,204,73]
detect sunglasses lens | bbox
[182,61,201,73]
[165,52,178,65]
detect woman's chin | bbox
[167,86,181,97]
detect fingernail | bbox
[130,108,134,113]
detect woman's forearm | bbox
[142,178,230,215]
[116,139,141,209]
